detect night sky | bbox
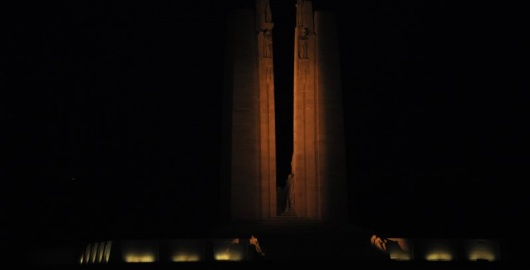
[4,0,526,247]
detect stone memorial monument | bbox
[223,0,347,225]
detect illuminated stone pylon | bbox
[290,0,348,222]
[222,0,277,222]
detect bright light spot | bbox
[426,252,453,261]
[168,239,205,262]
[468,251,496,261]
[121,240,158,263]
[103,241,112,263]
[91,243,99,263]
[214,251,243,261]
[97,242,105,263]
[214,252,230,261]
[424,240,455,261]
[124,254,156,263]
[213,238,246,261]
[171,253,201,262]
[83,243,91,264]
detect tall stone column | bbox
[292,0,318,219]
[222,0,347,224]
[222,0,277,222]
[256,0,277,220]
[289,0,348,222]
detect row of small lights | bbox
[80,238,500,263]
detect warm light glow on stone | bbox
[168,239,205,262]
[466,240,498,261]
[84,244,91,263]
[171,253,201,262]
[121,240,159,263]
[97,242,105,263]
[426,251,453,261]
[80,241,112,264]
[390,251,413,261]
[212,239,246,261]
[425,240,455,261]
[90,242,98,263]
[124,254,156,263]
[214,251,244,261]
[468,251,496,261]
[214,252,231,261]
[103,241,112,263]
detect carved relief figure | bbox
[249,235,266,257]
[256,0,273,32]
[298,27,309,59]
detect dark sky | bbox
[4,0,526,246]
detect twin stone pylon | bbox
[222,0,348,225]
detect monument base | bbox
[211,220,388,261]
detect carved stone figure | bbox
[249,235,266,257]
[298,27,309,59]
[285,173,295,211]
[256,0,273,32]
